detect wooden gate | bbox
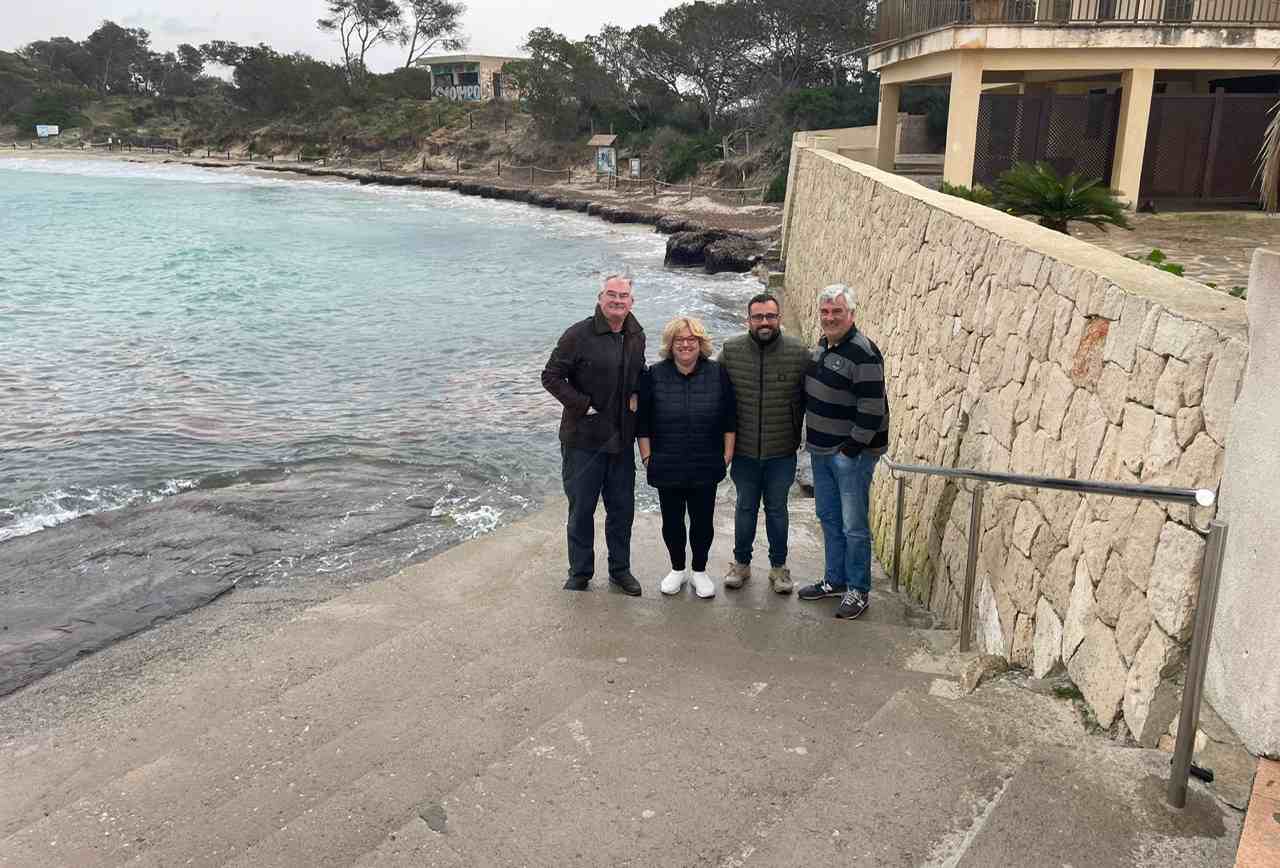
[974,92,1121,188]
[1140,93,1276,203]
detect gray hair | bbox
[818,283,856,309]
[600,267,633,291]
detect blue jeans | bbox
[731,454,798,568]
[811,450,879,593]
[561,446,635,579]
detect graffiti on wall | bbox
[434,84,482,101]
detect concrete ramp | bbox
[0,496,1240,865]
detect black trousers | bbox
[657,484,717,572]
[562,445,635,580]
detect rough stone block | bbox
[1014,362,1043,424]
[1174,406,1203,449]
[1123,626,1184,747]
[1010,500,1043,557]
[1154,358,1187,416]
[977,573,1005,657]
[1139,414,1180,485]
[1063,558,1096,660]
[1096,363,1128,425]
[1096,553,1131,627]
[1174,432,1224,494]
[1033,595,1064,678]
[1122,501,1166,592]
[1117,403,1156,475]
[1067,617,1128,729]
[1128,349,1166,407]
[1102,295,1150,372]
[1011,613,1035,668]
[1115,586,1152,665]
[1202,338,1248,445]
[1148,522,1206,641]
[1042,548,1076,619]
[1069,317,1109,389]
[1150,312,1199,358]
[1037,366,1075,438]
[999,337,1032,387]
[961,653,1008,694]
[1005,549,1039,614]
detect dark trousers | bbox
[562,445,635,580]
[730,454,798,568]
[657,484,717,572]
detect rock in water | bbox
[703,237,765,274]
[663,230,728,268]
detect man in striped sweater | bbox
[798,283,890,620]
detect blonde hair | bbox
[659,316,713,360]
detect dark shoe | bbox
[835,589,870,620]
[563,574,591,591]
[797,580,847,601]
[609,572,642,596]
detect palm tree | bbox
[1259,103,1280,212]
[995,161,1132,234]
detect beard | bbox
[751,326,777,343]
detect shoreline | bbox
[0,149,783,271]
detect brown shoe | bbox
[723,562,751,589]
[769,566,794,595]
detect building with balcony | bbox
[870,1,1280,205]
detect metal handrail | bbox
[881,456,1224,809]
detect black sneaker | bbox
[797,580,847,601]
[563,574,591,591]
[835,589,869,620]
[609,572,642,596]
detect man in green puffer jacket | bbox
[717,292,810,594]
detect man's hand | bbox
[629,394,638,413]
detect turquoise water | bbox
[0,157,756,545]
[0,156,763,692]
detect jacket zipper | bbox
[756,345,765,459]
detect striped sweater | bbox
[804,325,890,456]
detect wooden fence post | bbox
[456,156,461,173]
[530,166,535,184]
[422,155,427,172]
[688,181,694,202]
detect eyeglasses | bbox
[603,291,632,301]
[671,337,700,347]
[749,313,780,323]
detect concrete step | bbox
[0,500,944,866]
[0,497,1241,866]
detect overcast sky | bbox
[8,1,686,70]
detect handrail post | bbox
[893,475,905,594]
[1168,519,1229,809]
[959,483,985,653]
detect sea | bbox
[0,156,759,694]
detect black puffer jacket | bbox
[637,358,736,487]
[541,306,646,453]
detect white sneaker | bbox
[690,570,715,599]
[660,569,687,595]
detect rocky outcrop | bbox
[664,230,728,268]
[704,237,766,274]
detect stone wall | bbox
[780,148,1249,745]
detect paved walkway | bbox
[0,494,1242,866]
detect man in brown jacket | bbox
[541,273,647,594]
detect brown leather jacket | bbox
[541,306,646,453]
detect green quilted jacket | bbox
[718,331,809,460]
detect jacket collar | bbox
[592,305,641,336]
[821,323,858,350]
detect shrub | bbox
[939,180,994,206]
[1128,248,1184,277]
[764,170,788,203]
[995,161,1131,234]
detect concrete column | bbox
[1206,248,1280,758]
[943,54,984,188]
[1110,67,1155,204]
[875,82,902,171]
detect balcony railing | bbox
[877,0,1280,47]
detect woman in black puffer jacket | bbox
[636,316,737,599]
